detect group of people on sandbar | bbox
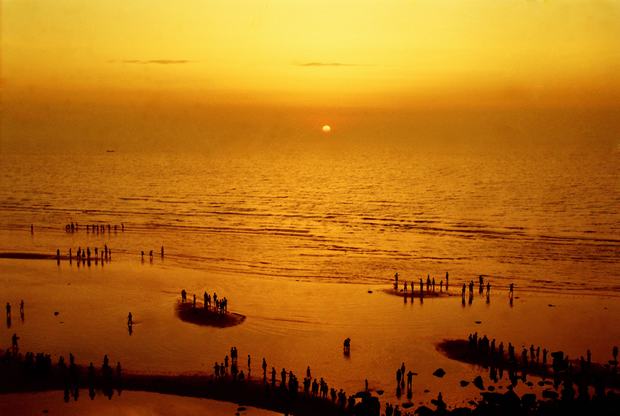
[56,245,112,266]
[393,272,518,303]
[181,289,228,314]
[394,272,450,297]
[64,222,125,234]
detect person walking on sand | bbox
[127,312,133,326]
[446,272,449,290]
[6,302,11,318]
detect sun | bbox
[322,125,331,133]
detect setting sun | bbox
[322,125,331,133]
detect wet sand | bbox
[176,301,246,328]
[1,257,619,412]
[0,252,66,260]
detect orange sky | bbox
[2,0,620,110]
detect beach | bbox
[2,252,619,412]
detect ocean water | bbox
[0,137,619,295]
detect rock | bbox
[459,380,470,387]
[54,311,59,316]
[414,405,434,416]
[548,304,555,307]
[368,290,373,293]
[402,402,414,409]
[481,392,502,404]
[475,320,482,324]
[522,393,537,408]
[424,389,430,393]
[376,389,384,395]
[503,389,521,406]
[473,376,484,390]
[451,408,472,416]
[433,368,446,378]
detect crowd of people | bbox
[210,346,375,414]
[463,332,619,400]
[0,346,122,402]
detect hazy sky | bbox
[1,1,619,152]
[3,0,620,107]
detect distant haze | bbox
[2,1,620,154]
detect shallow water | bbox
[0,138,619,295]
[0,390,279,416]
[1,259,618,409]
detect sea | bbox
[1,128,618,295]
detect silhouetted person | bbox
[5,302,10,318]
[127,312,133,326]
[262,358,267,379]
[161,246,164,258]
[445,271,449,290]
[181,289,187,302]
[31,224,34,234]
[509,283,514,295]
[192,294,196,308]
[19,300,24,320]
[11,333,19,352]
[204,291,208,309]
[343,337,351,354]
[116,362,122,379]
[462,283,466,297]
[394,272,399,290]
